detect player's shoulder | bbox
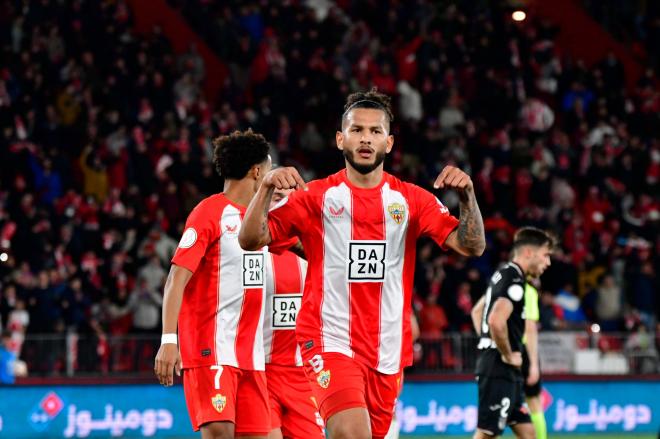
[190,193,230,216]
[492,262,526,301]
[496,262,525,285]
[299,170,349,196]
[384,173,429,198]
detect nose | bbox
[360,133,372,144]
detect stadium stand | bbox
[0,0,657,375]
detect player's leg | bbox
[384,414,399,439]
[183,365,239,439]
[473,430,498,439]
[276,365,325,438]
[521,350,546,439]
[526,394,546,439]
[474,375,511,439]
[234,369,271,438]
[200,422,235,439]
[523,373,546,439]
[266,366,285,439]
[508,379,535,439]
[301,352,371,439]
[364,367,402,439]
[325,407,371,439]
[510,422,535,439]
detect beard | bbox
[343,149,386,175]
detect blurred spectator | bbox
[594,274,624,331]
[126,280,162,334]
[419,294,449,340]
[137,255,167,294]
[0,333,17,384]
[554,284,588,326]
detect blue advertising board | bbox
[0,380,657,437]
[396,380,659,435]
[0,385,190,437]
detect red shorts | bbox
[183,365,270,434]
[266,364,325,437]
[301,351,402,439]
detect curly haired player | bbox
[155,129,295,438]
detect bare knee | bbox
[328,423,371,439]
[526,396,543,414]
[473,429,497,439]
[200,421,235,439]
[326,407,371,439]
[512,422,536,439]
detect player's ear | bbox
[250,164,261,180]
[336,131,344,151]
[386,133,394,154]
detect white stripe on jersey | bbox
[321,183,354,357]
[263,254,275,363]
[377,183,408,373]
[217,204,243,367]
[295,257,307,366]
[252,266,266,370]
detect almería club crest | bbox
[317,370,331,389]
[388,203,405,224]
[211,394,227,413]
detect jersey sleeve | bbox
[268,190,307,247]
[524,283,540,321]
[412,185,459,248]
[171,202,218,273]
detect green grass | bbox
[400,435,656,439]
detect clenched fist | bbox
[433,166,474,193]
[263,167,308,191]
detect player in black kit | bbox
[471,228,553,439]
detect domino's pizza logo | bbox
[29,391,65,432]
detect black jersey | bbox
[475,262,526,380]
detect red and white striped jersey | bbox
[172,194,272,370]
[268,170,459,374]
[263,251,307,366]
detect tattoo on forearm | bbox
[458,193,485,254]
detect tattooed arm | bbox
[435,166,486,257]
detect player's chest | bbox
[321,194,410,236]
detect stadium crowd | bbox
[0,0,657,375]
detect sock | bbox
[531,411,547,439]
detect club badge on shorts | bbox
[317,370,331,389]
[211,394,227,413]
[388,203,405,224]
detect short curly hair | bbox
[342,87,394,127]
[212,129,270,179]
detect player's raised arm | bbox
[239,166,307,251]
[435,165,486,257]
[154,264,193,386]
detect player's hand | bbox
[527,362,540,385]
[263,167,307,191]
[154,343,181,387]
[501,351,522,368]
[433,166,474,193]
